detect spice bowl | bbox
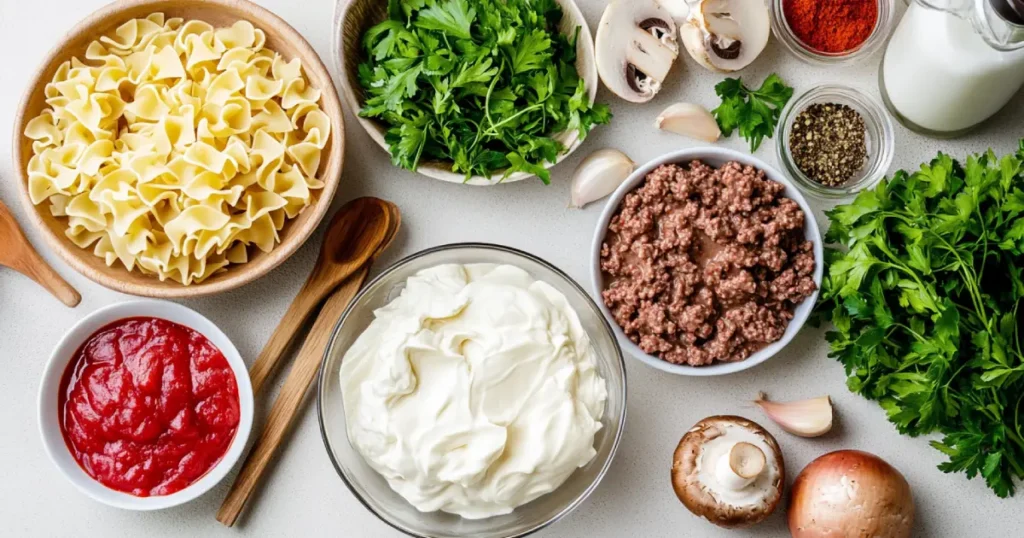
[776,85,895,200]
[769,0,895,65]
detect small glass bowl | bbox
[776,84,895,200]
[316,243,627,538]
[769,0,896,65]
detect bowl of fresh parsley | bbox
[334,0,610,185]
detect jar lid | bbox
[992,0,1024,25]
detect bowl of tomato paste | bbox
[38,300,254,510]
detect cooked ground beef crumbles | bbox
[600,160,817,366]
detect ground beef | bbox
[600,160,817,366]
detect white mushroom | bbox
[657,0,692,22]
[680,0,770,73]
[671,416,784,528]
[595,0,680,103]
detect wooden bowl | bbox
[12,0,345,298]
[333,0,597,186]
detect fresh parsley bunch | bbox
[357,0,611,183]
[711,74,793,153]
[817,140,1024,497]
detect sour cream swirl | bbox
[339,263,607,519]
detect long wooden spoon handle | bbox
[247,276,331,395]
[217,265,370,527]
[8,233,81,308]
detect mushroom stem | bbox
[716,441,765,490]
[627,30,677,85]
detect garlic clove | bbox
[655,102,722,142]
[570,149,635,209]
[754,392,833,438]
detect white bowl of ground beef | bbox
[591,148,823,376]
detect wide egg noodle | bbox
[23,13,328,284]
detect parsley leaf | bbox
[711,73,793,152]
[359,0,610,181]
[819,140,1024,497]
[414,0,476,40]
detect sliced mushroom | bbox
[671,416,784,528]
[596,0,679,103]
[680,0,770,73]
[658,0,692,22]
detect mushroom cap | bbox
[680,0,770,73]
[789,450,914,538]
[671,415,785,528]
[595,0,679,103]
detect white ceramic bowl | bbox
[590,148,824,376]
[333,0,597,185]
[38,300,254,510]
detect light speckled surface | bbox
[1,0,1023,536]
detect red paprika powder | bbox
[782,0,878,54]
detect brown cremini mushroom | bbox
[671,415,785,528]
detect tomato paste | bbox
[58,317,240,497]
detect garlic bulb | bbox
[754,392,833,438]
[570,149,635,209]
[655,102,721,142]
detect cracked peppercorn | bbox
[789,103,867,187]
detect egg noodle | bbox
[23,13,329,284]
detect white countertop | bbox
[2,0,1023,536]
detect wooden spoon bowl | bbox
[0,199,80,307]
[11,0,345,298]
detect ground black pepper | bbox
[789,103,867,187]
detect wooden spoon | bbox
[248,197,392,395]
[0,199,80,307]
[217,201,400,527]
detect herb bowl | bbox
[769,0,895,65]
[776,84,895,200]
[333,0,598,186]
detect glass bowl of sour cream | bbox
[316,243,627,538]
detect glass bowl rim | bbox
[769,0,896,65]
[315,242,629,538]
[775,83,896,200]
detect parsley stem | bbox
[926,231,989,326]
[481,66,501,138]
[482,103,544,135]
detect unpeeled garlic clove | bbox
[655,102,722,142]
[570,149,635,209]
[754,392,833,438]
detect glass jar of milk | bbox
[880,0,1024,137]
